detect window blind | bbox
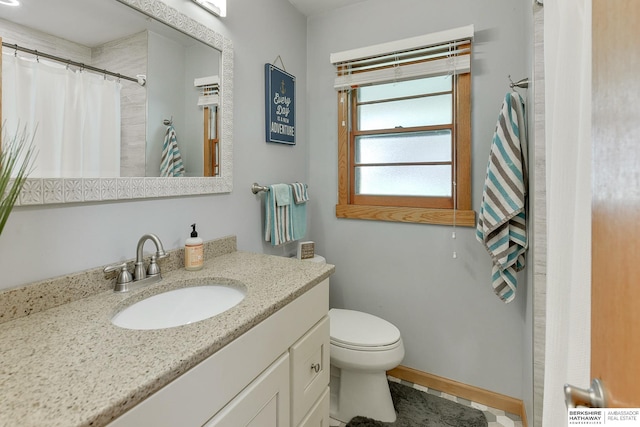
[330,25,474,90]
[194,76,219,106]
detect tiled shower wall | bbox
[92,31,148,177]
[532,3,546,427]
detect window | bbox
[332,26,476,226]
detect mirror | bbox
[0,0,233,204]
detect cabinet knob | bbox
[310,363,321,373]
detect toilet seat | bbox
[331,338,402,352]
[329,309,401,351]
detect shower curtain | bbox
[543,0,591,425]
[2,53,121,178]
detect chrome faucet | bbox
[104,233,168,292]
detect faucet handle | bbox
[104,262,133,292]
[147,255,161,277]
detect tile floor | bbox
[329,376,523,427]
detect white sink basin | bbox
[112,285,246,330]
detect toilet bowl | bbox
[328,308,405,423]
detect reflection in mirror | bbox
[0,0,232,204]
[146,34,219,178]
[1,0,219,178]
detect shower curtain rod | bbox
[2,42,146,86]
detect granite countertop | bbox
[0,250,334,427]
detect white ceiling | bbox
[0,0,368,47]
[0,0,149,46]
[0,0,197,47]
[287,0,368,16]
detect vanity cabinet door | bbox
[290,316,330,426]
[298,387,329,427]
[203,353,290,427]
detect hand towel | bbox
[265,184,292,245]
[291,182,309,204]
[273,183,291,206]
[290,185,307,240]
[476,92,528,303]
[160,125,185,177]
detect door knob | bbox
[564,379,607,409]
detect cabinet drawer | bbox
[298,387,329,427]
[290,316,330,426]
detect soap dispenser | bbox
[184,223,204,271]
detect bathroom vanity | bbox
[0,236,334,427]
[110,279,330,427]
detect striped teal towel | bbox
[476,92,528,303]
[290,184,307,240]
[291,182,308,204]
[160,125,185,177]
[265,184,292,245]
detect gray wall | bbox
[305,0,529,398]
[0,0,534,406]
[147,31,187,176]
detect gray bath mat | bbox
[345,381,488,427]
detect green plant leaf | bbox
[0,124,37,236]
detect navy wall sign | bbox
[265,64,295,145]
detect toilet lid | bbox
[329,308,401,348]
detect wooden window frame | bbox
[336,73,475,226]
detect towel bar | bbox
[251,183,269,194]
[251,182,308,194]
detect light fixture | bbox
[191,0,226,17]
[0,0,20,6]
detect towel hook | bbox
[509,75,530,90]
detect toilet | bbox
[301,254,405,423]
[328,308,405,423]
